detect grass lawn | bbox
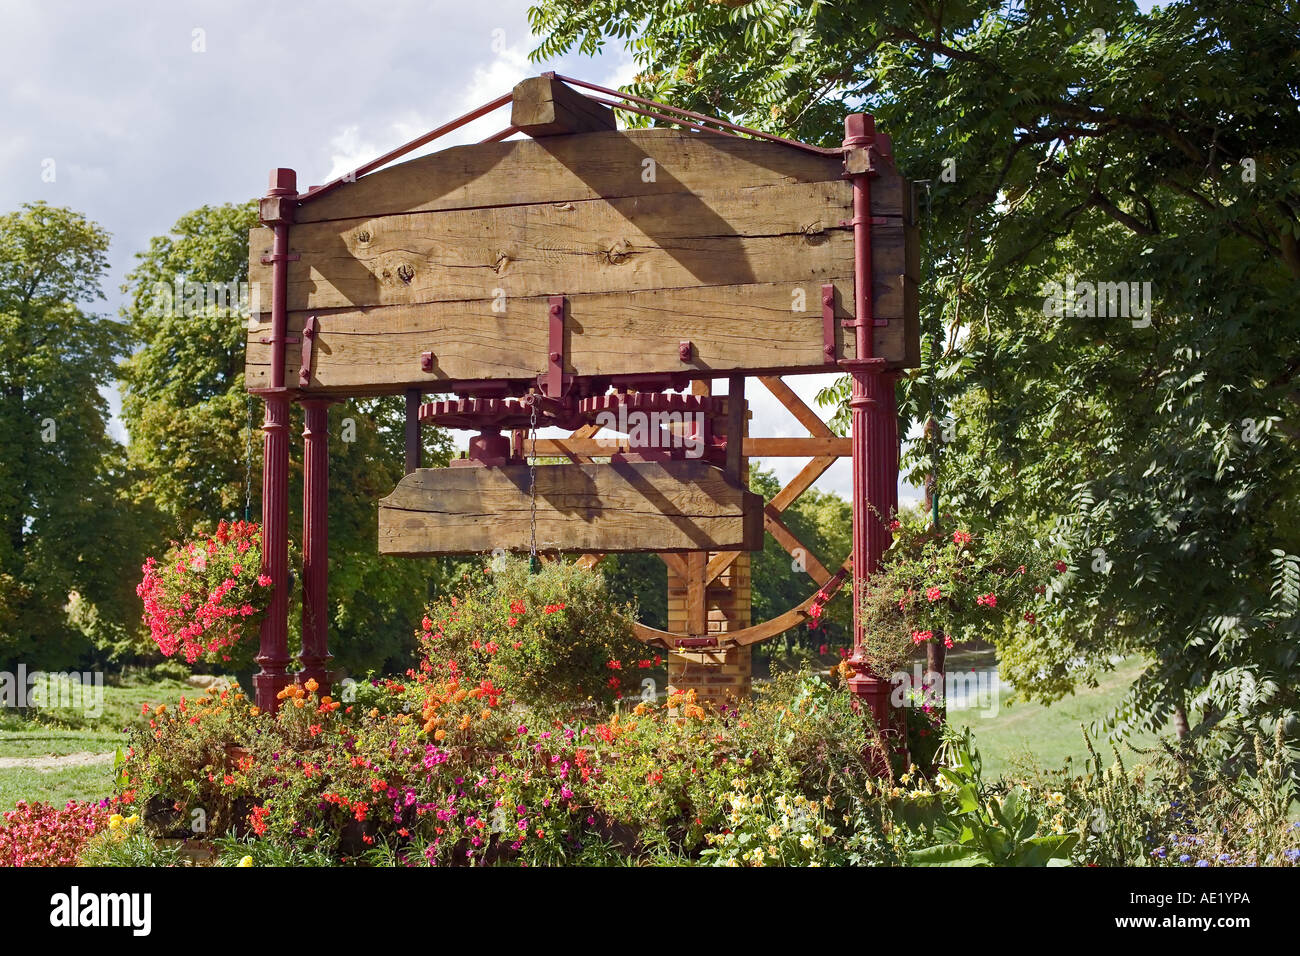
[0,675,199,810]
[958,656,1162,780]
[0,663,1162,809]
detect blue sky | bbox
[2,0,914,503]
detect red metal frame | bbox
[252,85,903,739]
[299,398,333,691]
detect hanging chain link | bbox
[527,395,539,571]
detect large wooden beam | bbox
[246,283,916,393]
[291,129,903,225]
[512,76,616,137]
[249,181,868,313]
[379,460,764,556]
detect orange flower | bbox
[434,729,446,741]
[304,678,319,694]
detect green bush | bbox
[417,558,648,714]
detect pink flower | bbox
[976,593,998,607]
[952,530,971,545]
[925,586,942,602]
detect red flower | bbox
[1054,561,1068,573]
[952,530,972,545]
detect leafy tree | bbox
[0,202,134,670]
[119,202,460,676]
[529,0,1300,756]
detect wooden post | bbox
[667,380,753,711]
[404,388,422,474]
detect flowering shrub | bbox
[417,559,648,714]
[137,520,274,665]
[0,800,112,866]
[107,561,1298,868]
[702,781,836,866]
[860,512,1056,674]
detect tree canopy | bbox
[529,0,1300,753]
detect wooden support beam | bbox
[686,551,707,636]
[659,552,689,578]
[404,388,422,474]
[770,456,837,512]
[511,76,616,137]
[759,375,836,438]
[763,506,832,585]
[379,460,764,556]
[526,436,852,458]
[725,375,745,487]
[744,437,851,457]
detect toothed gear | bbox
[578,391,715,420]
[418,397,536,430]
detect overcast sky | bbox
[2,0,918,504]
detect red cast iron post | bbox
[298,398,333,693]
[253,168,297,712]
[841,114,899,743]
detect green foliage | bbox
[118,202,461,675]
[418,557,647,714]
[527,0,1300,760]
[0,202,137,671]
[862,509,1056,674]
[909,730,1076,866]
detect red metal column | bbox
[298,398,333,692]
[253,168,297,712]
[841,114,898,736]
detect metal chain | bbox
[528,395,539,572]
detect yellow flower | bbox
[799,834,816,849]
[237,855,254,867]
[108,814,124,830]
[766,825,782,840]
[124,814,139,827]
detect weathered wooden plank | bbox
[378,460,764,556]
[293,129,904,225]
[250,181,864,313]
[512,76,616,137]
[245,279,913,392]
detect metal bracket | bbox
[675,636,719,649]
[420,351,436,373]
[543,295,566,398]
[678,340,693,363]
[259,252,301,265]
[298,315,318,387]
[821,284,837,363]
